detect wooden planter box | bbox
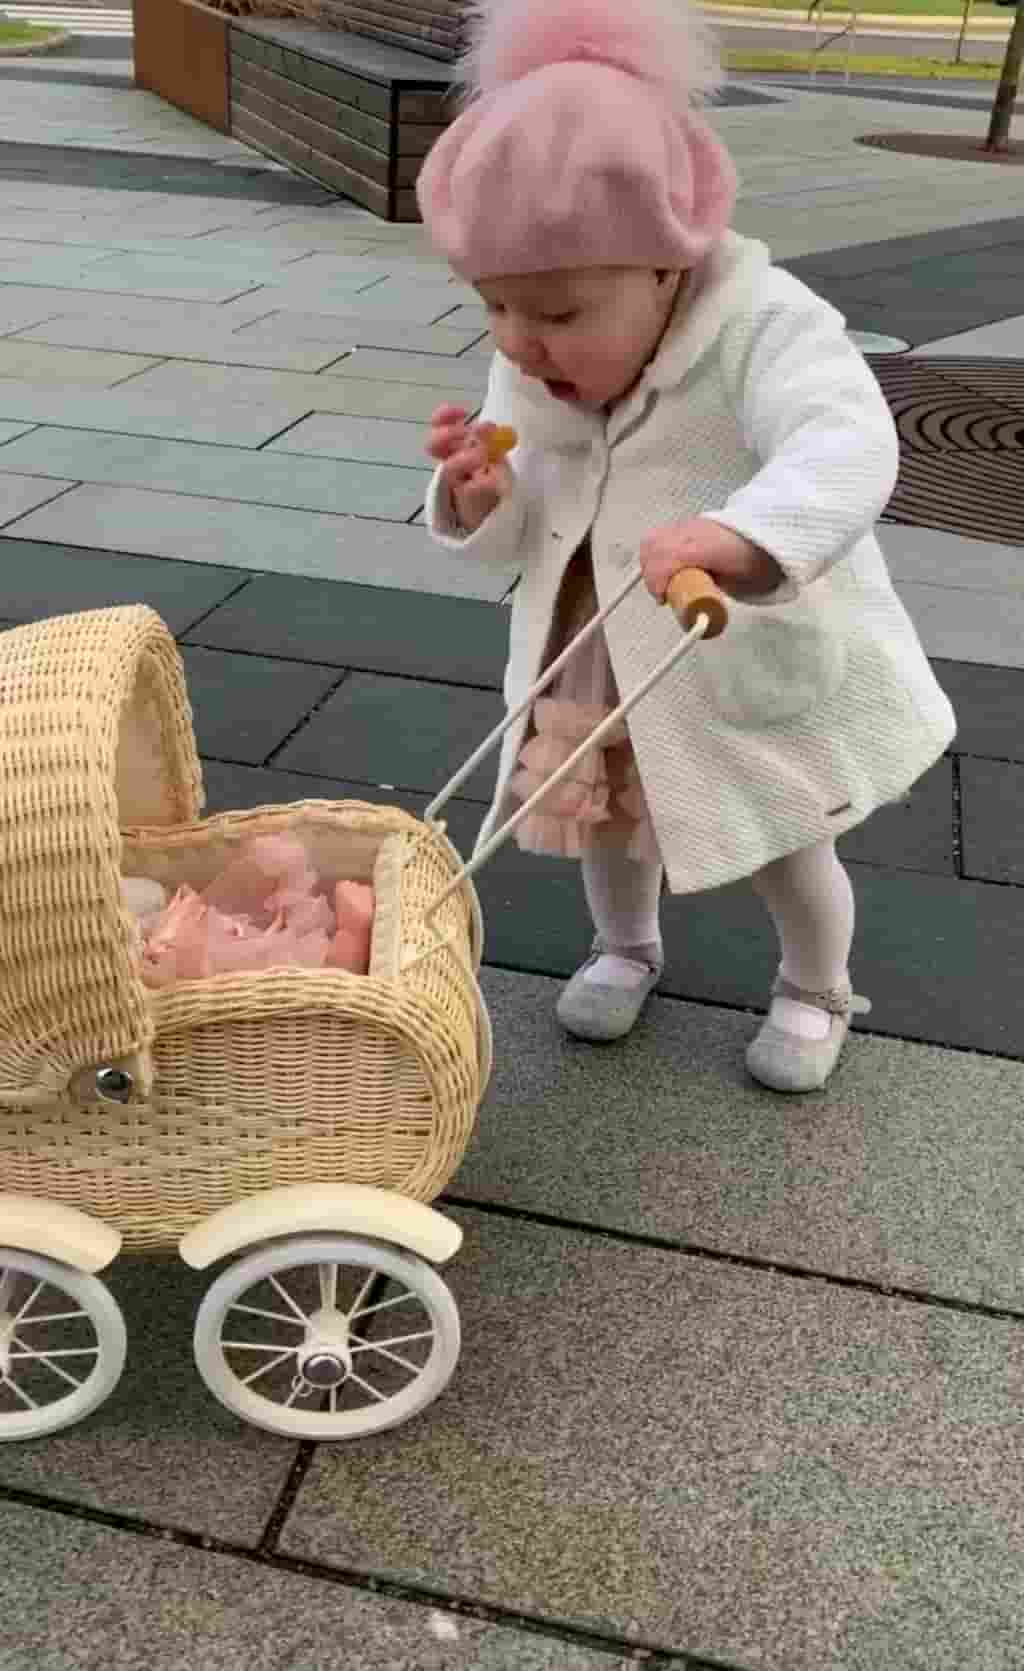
[133,0,459,220]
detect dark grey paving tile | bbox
[934,658,1024,764]
[0,1505,622,1671]
[838,757,954,876]
[275,674,504,802]
[785,216,1024,283]
[461,968,1024,1309]
[0,1256,297,1543]
[181,645,340,766]
[0,538,244,635]
[961,756,1024,886]
[283,1209,1024,1671]
[184,577,508,690]
[0,141,333,203]
[808,283,1017,346]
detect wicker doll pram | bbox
[0,605,490,1442]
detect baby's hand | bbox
[426,405,516,535]
[639,518,783,602]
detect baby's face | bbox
[475,266,683,410]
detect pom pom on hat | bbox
[459,0,723,113]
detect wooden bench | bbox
[231,22,455,220]
[133,0,463,221]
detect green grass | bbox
[726,46,1003,71]
[715,0,1007,17]
[0,20,63,42]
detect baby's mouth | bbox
[544,379,579,402]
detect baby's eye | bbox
[544,311,578,326]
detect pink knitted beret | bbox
[416,0,738,282]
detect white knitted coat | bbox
[426,232,956,894]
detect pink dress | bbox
[510,542,662,865]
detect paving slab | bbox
[0,472,75,527]
[184,576,510,685]
[269,413,430,469]
[960,757,1024,887]
[0,382,315,447]
[879,524,1024,597]
[932,658,1024,764]
[894,579,1024,670]
[917,314,1024,359]
[196,759,435,819]
[837,756,954,877]
[282,1208,1024,1670]
[180,645,341,765]
[0,428,430,522]
[4,488,516,595]
[0,1255,297,1543]
[0,1505,627,1671]
[322,349,489,394]
[14,314,353,374]
[461,968,1024,1310]
[235,311,484,357]
[275,673,504,802]
[0,422,36,446]
[0,538,242,633]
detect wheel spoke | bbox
[0,1269,18,1309]
[238,1348,296,1388]
[14,1310,89,1328]
[268,1275,310,1324]
[347,1369,388,1403]
[351,1289,415,1322]
[352,1341,422,1375]
[227,1303,305,1328]
[352,1329,433,1353]
[14,1280,46,1324]
[9,1347,99,1361]
[2,1374,39,1410]
[345,1270,378,1322]
[221,1339,303,1353]
[10,1336,83,1389]
[318,1264,339,1311]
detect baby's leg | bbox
[555,828,663,1041]
[582,825,664,984]
[750,838,855,1041]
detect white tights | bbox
[581,835,855,1037]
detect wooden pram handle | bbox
[665,568,729,640]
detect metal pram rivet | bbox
[95,1067,135,1104]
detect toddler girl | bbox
[417,0,955,1091]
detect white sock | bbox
[581,830,663,989]
[751,841,855,1042]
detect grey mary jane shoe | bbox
[556,939,663,1043]
[746,974,871,1093]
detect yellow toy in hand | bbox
[485,425,518,463]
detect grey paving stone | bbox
[197,758,430,817]
[0,1255,297,1543]
[0,422,37,446]
[0,1505,623,1671]
[0,141,333,203]
[0,382,315,447]
[237,310,485,357]
[269,413,429,469]
[275,674,504,803]
[7,487,463,587]
[324,349,488,393]
[461,967,1024,1309]
[180,645,340,766]
[0,338,162,387]
[184,577,509,686]
[895,579,1024,670]
[838,756,954,876]
[283,1208,1024,1670]
[0,428,430,522]
[960,757,1024,886]
[785,218,1024,285]
[17,314,353,374]
[934,658,1024,763]
[0,538,243,633]
[0,472,75,527]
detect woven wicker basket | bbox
[0,607,490,1251]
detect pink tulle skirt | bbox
[510,550,661,865]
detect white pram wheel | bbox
[193,1235,461,1440]
[0,1249,127,1441]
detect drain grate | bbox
[867,354,1024,547]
